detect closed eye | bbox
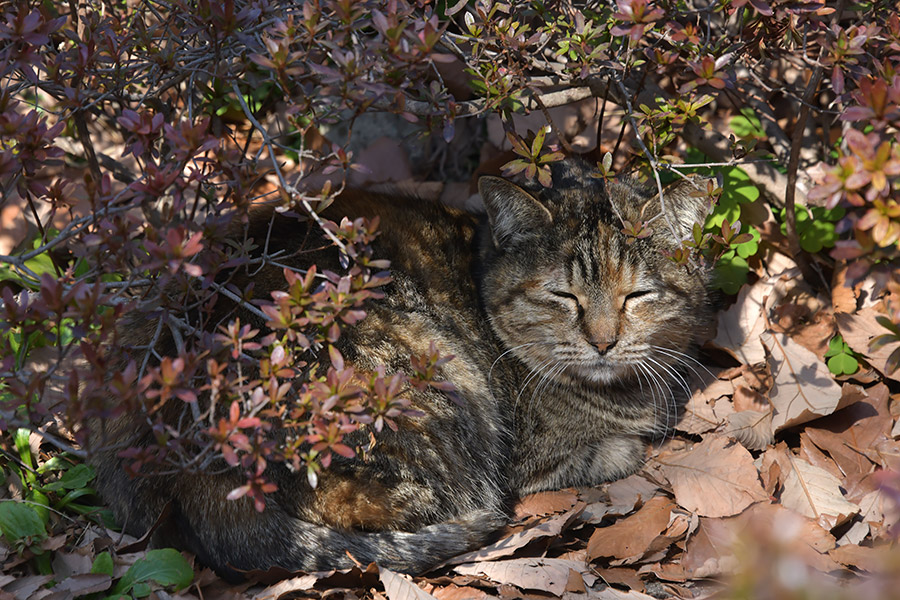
[550,290,579,302]
[549,290,584,316]
[624,290,654,303]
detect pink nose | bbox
[591,339,616,354]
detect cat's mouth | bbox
[565,357,636,385]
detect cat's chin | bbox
[566,361,634,386]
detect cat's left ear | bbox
[644,176,715,241]
[478,176,553,247]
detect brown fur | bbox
[89,159,712,578]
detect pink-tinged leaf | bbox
[749,0,774,16]
[271,344,286,365]
[429,52,457,63]
[226,485,248,501]
[832,65,845,94]
[841,106,876,121]
[331,443,356,458]
[328,345,345,371]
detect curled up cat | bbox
[89,159,713,579]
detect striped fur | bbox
[89,158,712,578]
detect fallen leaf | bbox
[593,588,658,599]
[432,585,491,600]
[443,506,582,565]
[780,455,860,529]
[47,574,112,596]
[804,384,893,477]
[726,410,773,451]
[760,331,844,432]
[680,517,742,578]
[252,575,319,600]
[836,519,870,546]
[828,544,887,572]
[711,268,799,365]
[798,433,843,480]
[565,567,586,593]
[606,474,661,512]
[594,567,645,591]
[453,558,595,596]
[831,263,859,313]
[836,308,900,382]
[587,496,674,561]
[380,567,438,600]
[513,489,578,519]
[656,436,768,517]
[681,504,838,578]
[2,575,53,599]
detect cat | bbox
[89,158,712,579]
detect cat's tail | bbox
[162,501,504,580]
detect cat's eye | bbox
[623,290,654,305]
[549,290,584,314]
[550,290,578,302]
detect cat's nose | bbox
[591,338,617,354]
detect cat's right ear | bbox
[478,176,552,248]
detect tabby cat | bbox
[90,159,712,579]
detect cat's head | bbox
[478,158,713,390]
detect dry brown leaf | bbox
[677,394,721,434]
[798,434,843,480]
[380,567,438,600]
[593,588,658,599]
[836,308,900,382]
[586,496,675,561]
[594,567,645,591]
[803,385,892,478]
[453,558,596,596]
[760,331,844,432]
[831,264,859,313]
[443,506,582,565]
[780,455,860,529]
[606,474,660,512]
[565,567,586,593]
[759,449,782,496]
[432,585,491,600]
[252,575,319,600]
[46,574,112,597]
[710,267,799,365]
[874,437,900,471]
[656,437,768,517]
[681,504,838,578]
[726,410,774,451]
[828,544,888,572]
[836,520,870,546]
[513,489,578,519]
[679,517,742,578]
[1,575,53,599]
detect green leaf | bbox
[712,254,750,295]
[92,551,114,576]
[824,336,844,357]
[43,464,95,492]
[730,108,765,139]
[0,501,47,548]
[827,352,859,376]
[111,549,194,595]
